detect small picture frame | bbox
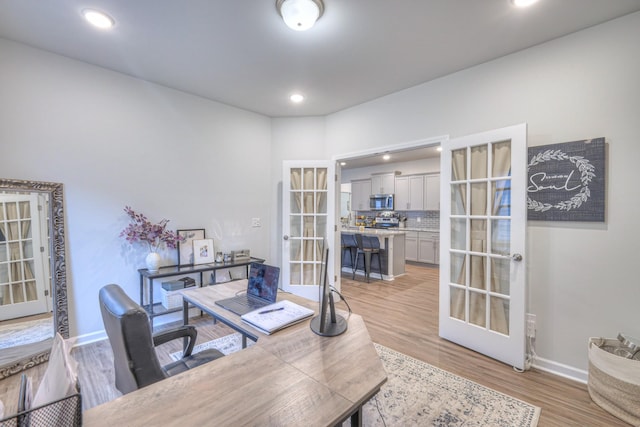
[177,229,205,266]
[192,238,215,265]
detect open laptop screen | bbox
[247,263,280,302]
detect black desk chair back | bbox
[353,234,383,283]
[99,284,224,394]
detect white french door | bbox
[439,124,527,370]
[282,161,335,300]
[0,194,49,320]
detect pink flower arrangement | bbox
[120,206,184,252]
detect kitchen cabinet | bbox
[371,173,395,194]
[418,232,439,264]
[351,179,371,211]
[395,175,424,210]
[405,231,439,264]
[405,231,418,261]
[424,174,440,211]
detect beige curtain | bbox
[291,168,327,286]
[0,201,36,304]
[450,143,510,335]
[488,142,511,335]
[450,150,468,321]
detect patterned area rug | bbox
[369,343,540,427]
[171,335,540,427]
[0,317,53,349]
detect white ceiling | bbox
[1,1,639,119]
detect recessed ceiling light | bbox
[290,93,305,103]
[511,0,539,8]
[382,154,391,161]
[436,146,443,152]
[83,9,115,29]
[340,161,346,166]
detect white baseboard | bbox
[532,355,588,384]
[71,307,202,348]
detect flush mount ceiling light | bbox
[82,9,115,29]
[290,93,305,103]
[511,0,539,7]
[276,0,324,31]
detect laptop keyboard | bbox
[235,295,267,309]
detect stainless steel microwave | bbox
[369,194,394,211]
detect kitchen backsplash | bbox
[352,210,440,230]
[402,211,440,229]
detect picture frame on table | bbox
[177,229,205,265]
[192,238,215,265]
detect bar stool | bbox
[341,233,358,269]
[353,234,383,283]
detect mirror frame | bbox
[0,178,68,378]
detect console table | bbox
[138,257,264,328]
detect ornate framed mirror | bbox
[0,178,67,378]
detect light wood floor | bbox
[0,263,630,426]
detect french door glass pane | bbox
[490,297,510,335]
[302,192,314,213]
[492,141,511,177]
[289,216,301,237]
[450,253,466,285]
[25,280,37,302]
[492,180,511,216]
[0,284,8,305]
[290,264,301,285]
[289,240,301,261]
[450,287,465,321]
[11,283,25,303]
[470,219,486,253]
[451,149,467,181]
[471,145,488,179]
[469,255,486,290]
[290,193,301,214]
[491,219,510,255]
[469,291,486,327]
[303,169,315,190]
[451,184,466,215]
[470,182,487,215]
[451,219,466,250]
[490,258,511,295]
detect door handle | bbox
[512,253,523,262]
[283,235,289,241]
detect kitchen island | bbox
[341,228,405,280]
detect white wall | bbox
[322,12,640,377]
[0,39,273,339]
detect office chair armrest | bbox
[152,325,197,357]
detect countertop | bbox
[342,226,439,234]
[341,227,406,236]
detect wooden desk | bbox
[83,281,387,426]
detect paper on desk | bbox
[241,300,314,335]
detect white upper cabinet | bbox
[351,179,371,211]
[395,175,424,210]
[371,173,395,194]
[424,174,440,211]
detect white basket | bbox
[161,288,183,309]
[588,337,640,426]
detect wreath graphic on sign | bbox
[527,149,596,212]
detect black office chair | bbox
[99,284,224,395]
[353,234,383,283]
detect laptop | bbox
[215,263,280,315]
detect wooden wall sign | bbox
[527,138,605,222]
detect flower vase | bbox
[145,252,161,273]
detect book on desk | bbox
[240,300,314,335]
